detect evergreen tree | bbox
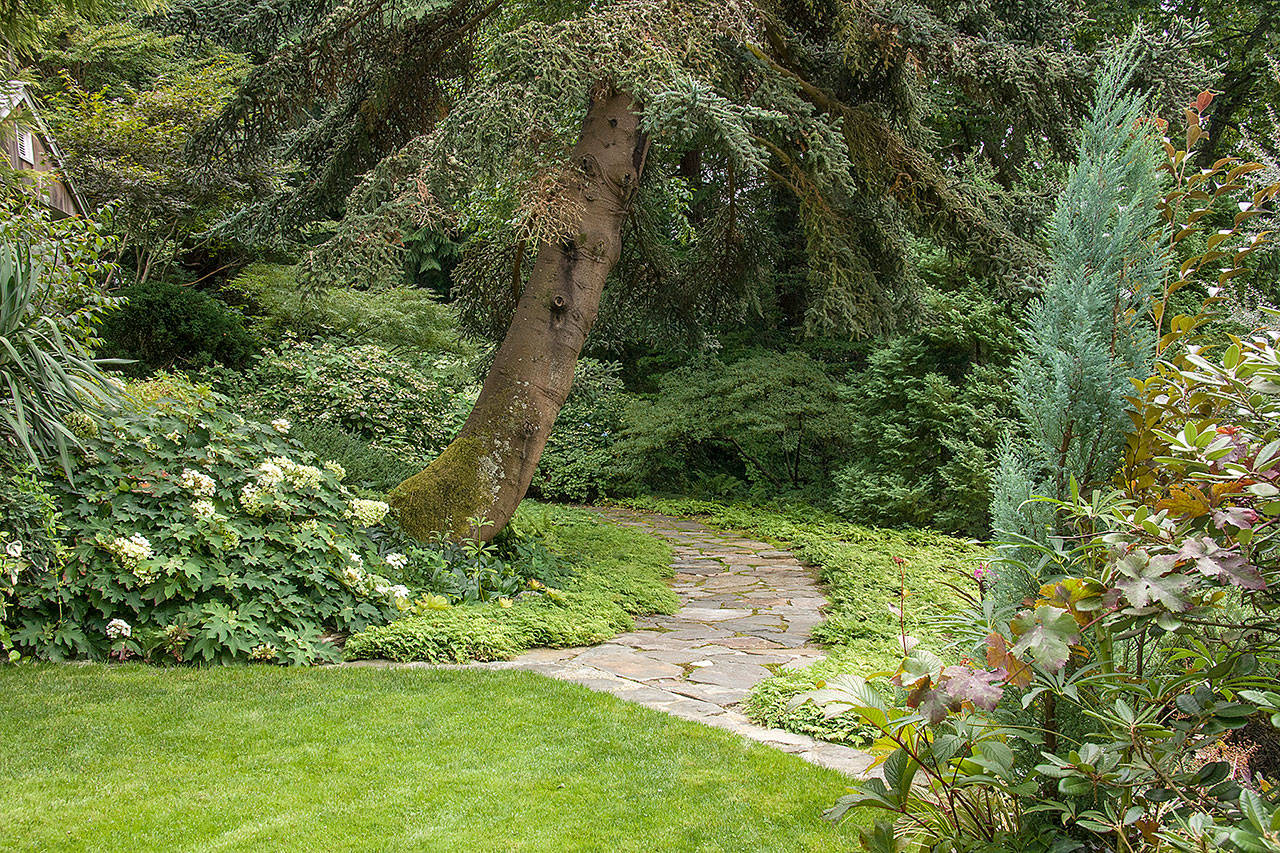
[190,0,1197,539]
[991,44,1165,544]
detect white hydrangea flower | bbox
[105,618,131,639]
[164,430,182,443]
[255,460,285,486]
[270,418,291,434]
[65,410,99,439]
[179,468,217,496]
[259,456,322,490]
[384,552,408,570]
[342,566,363,585]
[349,553,363,567]
[249,643,277,661]
[389,585,410,601]
[239,483,272,515]
[323,460,346,481]
[191,499,217,520]
[283,461,322,490]
[106,533,153,567]
[347,499,390,528]
[374,582,391,597]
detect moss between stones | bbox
[389,434,495,540]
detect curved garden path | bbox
[481,506,878,777]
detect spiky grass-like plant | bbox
[0,239,118,476]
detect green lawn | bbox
[1,665,862,852]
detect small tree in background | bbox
[992,45,1165,551]
[46,55,265,284]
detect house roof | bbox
[1,80,89,217]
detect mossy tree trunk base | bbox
[390,87,648,541]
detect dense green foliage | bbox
[1,354,658,665]
[0,451,65,659]
[345,505,678,662]
[98,279,258,373]
[45,51,264,281]
[286,421,421,494]
[7,376,399,664]
[0,665,864,851]
[217,339,477,467]
[607,283,1018,534]
[529,358,629,503]
[832,285,1019,536]
[228,263,472,356]
[619,351,848,496]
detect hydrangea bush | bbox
[222,338,478,464]
[5,380,406,664]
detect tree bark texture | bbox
[390,88,648,540]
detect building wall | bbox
[4,104,82,218]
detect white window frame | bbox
[16,129,34,165]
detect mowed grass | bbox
[0,664,862,852]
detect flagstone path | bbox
[476,506,878,778]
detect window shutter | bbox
[17,130,34,164]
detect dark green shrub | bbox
[530,358,629,502]
[832,286,1018,537]
[368,523,548,605]
[221,339,478,463]
[0,452,64,574]
[402,227,462,298]
[616,350,848,498]
[229,262,472,356]
[99,279,258,373]
[289,422,422,495]
[0,449,67,659]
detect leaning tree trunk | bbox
[390,87,649,541]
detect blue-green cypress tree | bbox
[992,44,1166,546]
